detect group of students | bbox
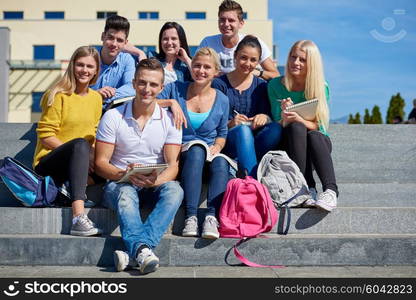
[32,0,338,274]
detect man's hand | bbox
[129,170,158,188]
[97,86,116,99]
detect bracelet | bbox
[258,70,264,78]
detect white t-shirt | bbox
[164,68,178,85]
[96,101,182,170]
[198,33,272,74]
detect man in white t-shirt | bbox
[95,58,183,275]
[199,0,279,80]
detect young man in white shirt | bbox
[95,58,183,275]
[199,0,279,80]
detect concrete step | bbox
[0,234,415,266]
[2,180,414,207]
[1,206,415,235]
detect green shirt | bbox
[267,76,330,135]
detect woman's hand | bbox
[176,48,191,65]
[280,97,294,111]
[229,112,250,128]
[209,144,221,156]
[250,114,269,130]
[281,111,303,125]
[170,100,188,129]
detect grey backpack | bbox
[257,150,312,208]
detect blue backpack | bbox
[0,156,58,207]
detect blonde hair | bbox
[284,40,329,131]
[46,46,100,106]
[192,47,221,72]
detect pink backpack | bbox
[219,176,283,268]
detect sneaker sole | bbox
[70,229,103,236]
[113,252,128,272]
[140,259,159,275]
[201,232,219,239]
[182,231,198,237]
[315,201,335,212]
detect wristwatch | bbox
[258,70,264,78]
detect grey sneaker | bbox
[70,214,102,236]
[136,247,159,274]
[201,215,219,239]
[114,250,137,272]
[303,188,317,208]
[182,216,198,237]
[315,189,337,212]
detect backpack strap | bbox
[233,238,284,268]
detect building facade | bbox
[0,0,273,122]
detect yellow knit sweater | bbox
[33,89,102,167]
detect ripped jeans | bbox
[102,181,183,258]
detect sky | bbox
[268,0,416,121]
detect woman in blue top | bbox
[267,40,338,212]
[149,22,192,84]
[212,35,282,177]
[158,47,230,240]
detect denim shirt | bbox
[148,52,192,83]
[90,52,136,109]
[158,81,229,145]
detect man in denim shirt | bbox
[91,15,146,111]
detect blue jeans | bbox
[223,122,282,177]
[102,181,183,258]
[180,145,230,218]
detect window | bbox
[189,46,198,57]
[33,45,55,60]
[186,12,206,19]
[3,11,24,19]
[44,11,65,19]
[97,11,117,19]
[138,12,159,19]
[32,92,44,113]
[136,45,156,54]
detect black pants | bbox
[35,138,90,201]
[281,122,338,195]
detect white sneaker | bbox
[113,250,137,272]
[303,188,317,208]
[70,214,102,236]
[315,189,337,212]
[136,247,159,274]
[182,216,198,237]
[201,215,219,239]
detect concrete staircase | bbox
[0,123,415,267]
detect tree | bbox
[354,112,362,124]
[363,108,372,124]
[386,93,405,124]
[348,114,355,124]
[371,105,383,124]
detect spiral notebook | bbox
[285,98,318,121]
[117,163,168,183]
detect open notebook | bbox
[117,163,168,183]
[285,98,318,121]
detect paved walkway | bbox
[1,266,415,278]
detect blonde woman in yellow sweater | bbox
[33,46,103,236]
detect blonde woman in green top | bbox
[267,40,338,212]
